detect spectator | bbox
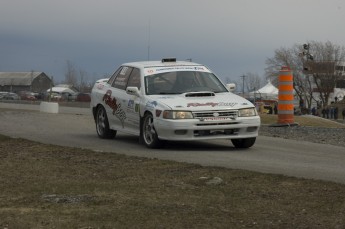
[321,108,325,118]
[330,107,334,119]
[274,103,278,114]
[299,98,304,108]
[334,107,338,120]
[311,107,316,116]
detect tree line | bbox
[63,60,110,93]
[64,41,345,109]
[265,40,345,109]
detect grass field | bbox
[1,115,345,228]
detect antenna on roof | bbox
[147,18,151,61]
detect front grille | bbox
[194,129,240,137]
[193,110,238,119]
[196,122,239,126]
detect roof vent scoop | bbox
[185,92,215,97]
[161,58,176,63]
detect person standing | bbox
[334,107,338,120]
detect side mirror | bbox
[226,83,236,92]
[126,86,141,97]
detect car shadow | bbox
[162,140,243,152]
[81,133,249,152]
[112,134,245,152]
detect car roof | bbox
[122,59,206,69]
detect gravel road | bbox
[259,124,345,148]
[2,102,345,184]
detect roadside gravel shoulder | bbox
[259,124,345,148]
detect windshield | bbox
[145,71,228,95]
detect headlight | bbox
[238,108,257,117]
[163,111,194,119]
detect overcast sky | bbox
[1,0,345,84]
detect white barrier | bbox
[40,102,59,113]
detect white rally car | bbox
[91,58,260,148]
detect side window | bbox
[112,66,133,90]
[108,67,122,86]
[127,68,141,89]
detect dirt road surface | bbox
[1,102,345,184]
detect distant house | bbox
[0,72,53,93]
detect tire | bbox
[95,106,116,139]
[141,113,162,148]
[231,137,256,148]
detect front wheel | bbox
[231,137,256,148]
[96,106,116,139]
[141,113,162,148]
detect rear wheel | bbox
[96,106,116,139]
[231,137,256,148]
[141,113,162,148]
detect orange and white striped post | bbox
[277,66,296,125]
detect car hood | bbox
[149,91,253,110]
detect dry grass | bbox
[1,134,345,228]
[260,113,345,128]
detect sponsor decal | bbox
[128,100,134,109]
[145,101,158,109]
[120,66,128,75]
[103,90,126,128]
[127,100,139,113]
[154,66,211,73]
[187,102,218,107]
[218,102,238,107]
[187,102,238,107]
[96,84,104,90]
[135,104,140,112]
[157,96,174,99]
[203,117,234,121]
[144,66,210,76]
[146,69,155,74]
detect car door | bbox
[105,66,133,131]
[123,68,141,134]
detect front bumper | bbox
[154,116,260,141]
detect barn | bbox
[0,72,53,93]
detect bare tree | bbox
[245,72,263,92]
[234,73,263,96]
[265,46,296,85]
[265,41,345,109]
[79,69,87,92]
[306,41,345,106]
[64,60,78,86]
[265,45,314,108]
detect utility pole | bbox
[240,75,246,96]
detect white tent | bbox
[333,88,345,102]
[47,87,76,94]
[249,81,278,99]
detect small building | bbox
[0,72,53,93]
